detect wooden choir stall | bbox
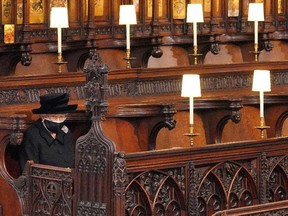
[0,0,287,215]
[0,51,287,215]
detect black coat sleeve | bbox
[19,126,41,170]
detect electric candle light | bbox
[248,3,264,46]
[186,4,204,47]
[252,70,271,118]
[181,74,201,125]
[119,5,137,51]
[50,7,69,55]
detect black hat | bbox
[32,93,78,114]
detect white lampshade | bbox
[252,70,271,92]
[186,4,204,23]
[248,3,264,21]
[119,5,137,25]
[50,7,69,28]
[181,74,201,97]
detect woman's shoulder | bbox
[25,119,44,134]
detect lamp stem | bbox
[193,22,197,47]
[253,21,260,62]
[189,97,194,125]
[126,24,130,50]
[57,27,62,55]
[54,27,68,73]
[254,21,258,45]
[259,91,264,118]
[191,23,201,65]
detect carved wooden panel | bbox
[126,166,187,215]
[125,138,288,215]
[195,160,259,215]
[30,165,73,216]
[74,49,117,216]
[267,154,288,202]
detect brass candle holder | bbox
[123,49,136,69]
[184,124,199,146]
[55,52,68,73]
[250,43,261,62]
[191,45,202,65]
[255,117,270,139]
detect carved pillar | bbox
[240,0,250,32]
[188,161,198,216]
[263,0,274,30]
[152,0,160,36]
[113,152,127,216]
[209,0,222,55]
[259,152,268,204]
[20,0,32,66]
[87,0,96,41]
[210,0,222,33]
[74,49,120,216]
[150,0,163,59]
[22,0,31,43]
[261,0,275,52]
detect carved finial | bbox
[84,49,110,120]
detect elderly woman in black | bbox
[19,93,77,170]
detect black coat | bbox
[19,119,74,170]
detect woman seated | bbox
[19,92,77,170]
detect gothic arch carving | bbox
[267,154,288,202]
[197,161,258,214]
[125,169,186,216]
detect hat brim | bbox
[32,104,78,114]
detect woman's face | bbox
[41,114,67,123]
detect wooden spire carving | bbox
[74,49,126,216]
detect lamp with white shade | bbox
[248,3,264,62]
[181,74,201,145]
[50,7,69,73]
[119,5,137,68]
[186,4,204,64]
[252,70,271,139]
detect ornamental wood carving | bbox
[124,138,288,215]
[74,49,119,216]
[30,165,73,216]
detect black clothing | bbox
[20,119,74,170]
[32,93,77,114]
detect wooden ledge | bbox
[108,104,176,118]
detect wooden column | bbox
[87,0,96,40]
